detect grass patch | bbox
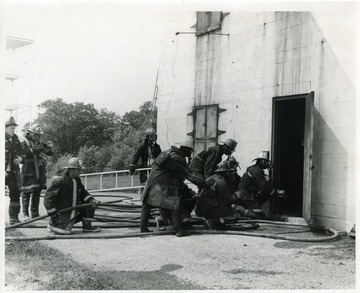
[5,230,205,290]
[5,230,116,290]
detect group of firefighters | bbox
[5,117,286,237]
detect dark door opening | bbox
[272,96,306,217]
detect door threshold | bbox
[281,216,307,225]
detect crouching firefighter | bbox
[155,179,197,231]
[237,151,287,218]
[140,136,205,237]
[21,125,54,219]
[44,157,101,235]
[195,161,256,230]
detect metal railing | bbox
[80,168,151,192]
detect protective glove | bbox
[276,190,287,199]
[234,190,242,200]
[91,199,101,208]
[13,156,22,165]
[129,165,136,176]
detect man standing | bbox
[238,151,286,218]
[21,125,54,219]
[189,138,238,181]
[44,157,101,235]
[129,127,162,186]
[140,136,205,237]
[5,117,25,224]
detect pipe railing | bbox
[80,167,151,192]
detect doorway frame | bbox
[271,92,314,222]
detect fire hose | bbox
[5,199,339,242]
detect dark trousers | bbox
[6,171,20,203]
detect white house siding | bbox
[156,12,355,232]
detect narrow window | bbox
[193,104,219,155]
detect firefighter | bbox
[189,138,238,181]
[129,127,162,187]
[237,151,286,218]
[21,125,54,219]
[44,157,101,234]
[140,136,205,237]
[5,117,25,224]
[226,156,242,193]
[154,180,197,231]
[194,161,252,229]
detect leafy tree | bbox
[34,98,121,159]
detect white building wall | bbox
[156,11,355,232]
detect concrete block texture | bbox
[155,11,355,231]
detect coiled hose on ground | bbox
[5,196,339,242]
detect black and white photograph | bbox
[2,0,357,291]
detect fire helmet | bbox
[26,124,43,135]
[215,161,236,173]
[223,139,238,151]
[252,151,270,162]
[63,157,85,169]
[145,127,156,136]
[5,117,18,127]
[180,136,194,149]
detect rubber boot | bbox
[9,202,21,225]
[82,208,101,232]
[22,193,30,220]
[140,204,152,232]
[30,192,41,218]
[172,209,191,237]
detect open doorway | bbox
[272,95,306,217]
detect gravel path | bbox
[6,192,356,290]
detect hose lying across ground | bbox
[5,196,339,242]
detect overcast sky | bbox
[3,0,192,124]
[2,0,359,127]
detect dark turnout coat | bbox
[189,145,226,179]
[21,137,54,193]
[44,171,96,233]
[5,133,24,187]
[5,133,24,172]
[238,164,275,207]
[141,146,204,210]
[195,173,237,218]
[131,138,162,168]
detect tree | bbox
[34,98,121,159]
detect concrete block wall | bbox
[156,11,355,231]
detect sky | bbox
[2,0,359,130]
[2,0,192,126]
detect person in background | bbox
[129,127,162,190]
[44,157,101,235]
[140,136,205,237]
[21,125,54,219]
[5,117,25,225]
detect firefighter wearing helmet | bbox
[44,157,101,234]
[139,136,205,237]
[189,138,238,182]
[129,127,162,187]
[194,160,255,229]
[237,151,287,219]
[5,117,25,225]
[21,124,54,220]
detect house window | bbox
[196,12,222,36]
[193,104,219,155]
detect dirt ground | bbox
[5,192,356,290]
